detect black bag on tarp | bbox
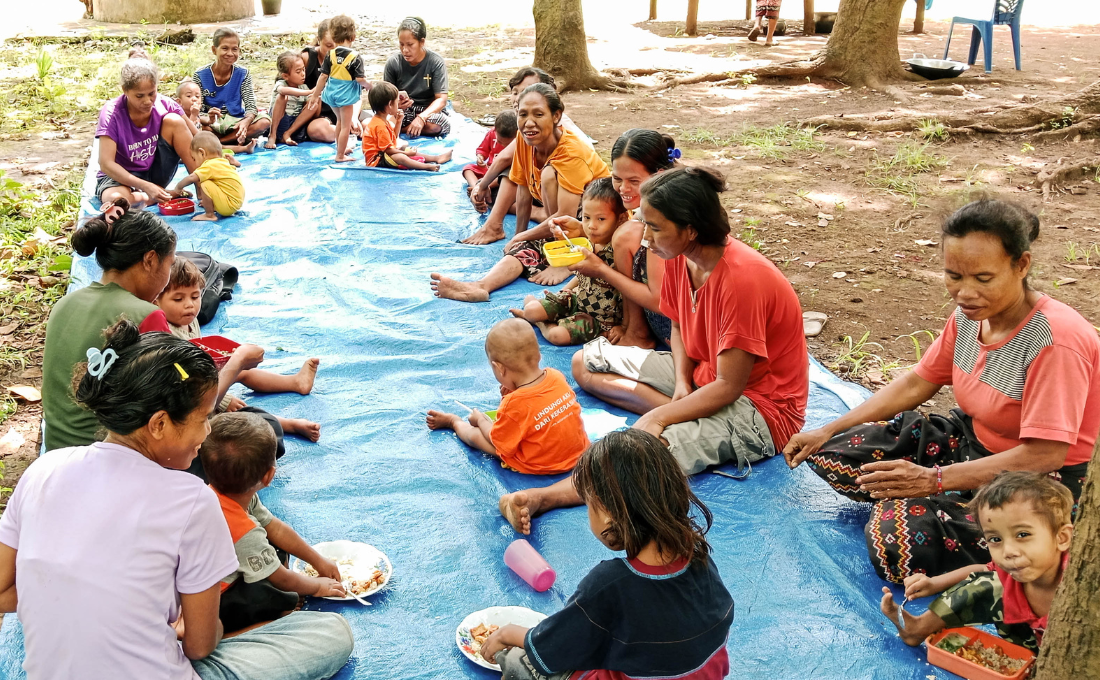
[177,251,238,325]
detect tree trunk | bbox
[650,0,657,21]
[686,0,700,36]
[1033,439,1100,680]
[532,0,621,92]
[808,0,918,88]
[804,0,816,35]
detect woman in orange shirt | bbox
[430,84,610,302]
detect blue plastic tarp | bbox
[0,112,963,679]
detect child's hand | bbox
[225,395,247,412]
[475,154,486,167]
[312,556,342,582]
[479,628,509,667]
[499,384,514,397]
[313,577,346,598]
[606,325,625,344]
[468,409,484,426]
[903,573,938,600]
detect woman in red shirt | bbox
[784,199,1100,584]
[498,167,809,535]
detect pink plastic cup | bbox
[504,539,556,592]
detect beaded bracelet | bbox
[933,465,944,494]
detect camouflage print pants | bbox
[807,410,1086,583]
[927,570,1040,651]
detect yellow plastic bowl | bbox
[542,237,592,267]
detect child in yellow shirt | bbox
[171,131,245,221]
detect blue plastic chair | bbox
[943,0,1024,72]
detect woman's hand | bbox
[406,115,425,137]
[781,426,834,469]
[605,325,625,344]
[313,577,346,598]
[670,382,694,403]
[311,556,342,582]
[303,97,320,116]
[856,460,938,499]
[551,215,584,239]
[141,181,172,204]
[473,182,493,207]
[234,118,250,144]
[567,248,607,278]
[633,412,667,440]
[499,384,514,397]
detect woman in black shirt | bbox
[383,17,450,137]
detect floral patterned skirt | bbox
[807,410,1086,583]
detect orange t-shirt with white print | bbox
[490,368,589,474]
[362,114,399,167]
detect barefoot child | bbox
[362,82,452,171]
[479,429,734,679]
[426,318,588,474]
[463,110,517,207]
[307,15,371,162]
[170,132,243,221]
[265,51,317,149]
[202,412,346,632]
[511,178,628,345]
[881,471,1074,652]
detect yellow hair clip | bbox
[174,363,189,381]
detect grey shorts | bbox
[582,337,776,475]
[497,647,570,680]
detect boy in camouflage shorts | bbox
[879,471,1075,651]
[510,178,627,346]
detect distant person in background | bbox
[748,0,782,46]
[192,28,271,153]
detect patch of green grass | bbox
[1048,106,1077,130]
[730,123,825,160]
[917,118,949,142]
[738,227,763,251]
[866,141,947,206]
[830,332,885,378]
[683,127,723,146]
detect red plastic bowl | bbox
[190,335,240,369]
[158,198,196,216]
[926,628,1035,680]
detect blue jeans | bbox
[192,612,353,680]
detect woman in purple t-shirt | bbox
[95,48,198,209]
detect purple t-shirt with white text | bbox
[95,94,184,177]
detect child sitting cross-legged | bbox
[510,178,628,345]
[202,411,346,632]
[362,82,452,171]
[157,258,322,442]
[170,131,244,221]
[426,317,589,474]
[881,470,1074,652]
[479,429,735,679]
[463,110,517,210]
[264,51,317,149]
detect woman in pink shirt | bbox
[498,167,809,535]
[784,199,1100,584]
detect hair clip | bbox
[103,204,125,226]
[174,363,190,381]
[668,148,682,162]
[86,348,118,380]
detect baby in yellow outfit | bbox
[172,131,245,221]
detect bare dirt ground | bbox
[1,15,1098,495]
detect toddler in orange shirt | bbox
[427,318,589,474]
[362,81,451,171]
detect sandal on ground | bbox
[803,311,828,338]
[747,26,761,42]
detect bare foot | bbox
[499,491,538,535]
[241,139,256,154]
[192,213,218,222]
[461,224,506,245]
[294,358,319,395]
[426,410,459,431]
[284,138,298,147]
[530,267,571,286]
[430,273,490,302]
[283,418,321,442]
[334,155,355,163]
[227,155,242,168]
[264,139,276,150]
[614,331,658,350]
[427,164,440,172]
[438,150,453,163]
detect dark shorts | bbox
[276,114,311,144]
[401,104,451,137]
[219,568,298,633]
[94,136,180,201]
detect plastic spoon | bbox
[343,581,372,606]
[896,596,908,628]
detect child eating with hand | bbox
[157,258,322,442]
[265,51,317,149]
[510,178,628,345]
[362,82,452,171]
[426,318,588,474]
[881,471,1074,652]
[175,79,211,131]
[463,110,517,207]
[203,412,346,632]
[171,131,244,221]
[479,429,734,679]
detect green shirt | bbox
[43,282,159,452]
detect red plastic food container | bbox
[190,336,240,369]
[926,628,1035,680]
[158,198,195,216]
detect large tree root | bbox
[1034,115,1100,141]
[806,80,1100,134]
[1039,157,1100,201]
